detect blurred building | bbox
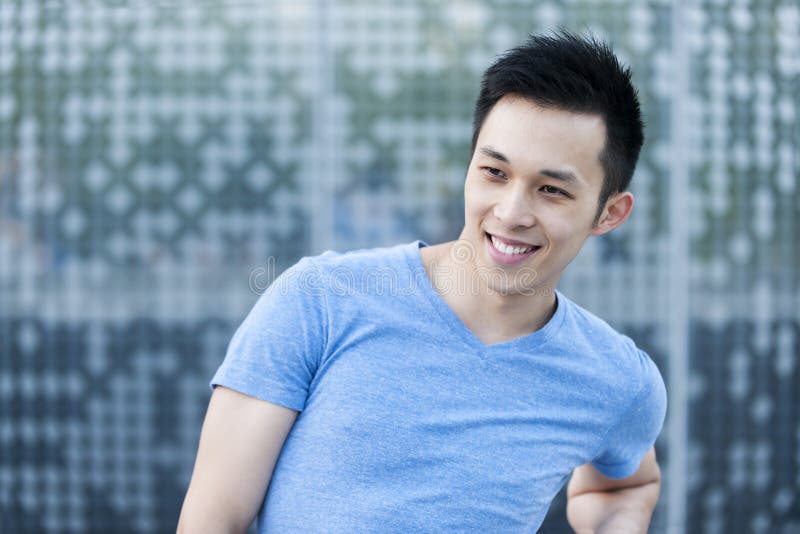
[0,1,797,532]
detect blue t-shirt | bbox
[211,240,667,533]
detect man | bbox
[178,31,667,533]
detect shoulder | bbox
[555,291,664,395]
[273,241,413,277]
[284,241,421,297]
[556,291,637,353]
[312,240,415,270]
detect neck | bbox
[423,240,558,342]
[460,274,558,339]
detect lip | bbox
[484,232,540,266]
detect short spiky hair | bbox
[471,31,644,221]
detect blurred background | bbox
[0,1,797,532]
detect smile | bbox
[484,232,541,266]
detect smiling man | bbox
[179,32,667,534]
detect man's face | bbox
[460,95,608,296]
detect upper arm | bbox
[177,386,299,533]
[587,349,667,480]
[567,446,660,498]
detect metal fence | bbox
[0,1,797,532]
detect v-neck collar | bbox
[404,240,566,355]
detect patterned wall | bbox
[0,1,797,533]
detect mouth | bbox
[484,232,541,266]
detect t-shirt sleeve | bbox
[590,349,667,479]
[209,256,327,412]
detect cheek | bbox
[547,219,592,257]
[545,215,584,241]
[551,199,597,231]
[464,177,490,215]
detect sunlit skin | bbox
[421,95,634,344]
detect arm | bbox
[566,446,661,534]
[176,386,299,534]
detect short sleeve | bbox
[209,257,327,412]
[591,350,667,479]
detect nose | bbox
[493,185,536,228]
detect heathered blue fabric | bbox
[210,240,667,533]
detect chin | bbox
[481,277,535,297]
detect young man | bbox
[178,32,667,533]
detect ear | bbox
[589,192,634,236]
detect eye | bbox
[541,184,568,196]
[482,167,506,180]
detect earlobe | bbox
[590,192,634,236]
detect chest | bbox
[295,323,617,488]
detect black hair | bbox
[471,30,644,222]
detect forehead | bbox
[476,96,607,187]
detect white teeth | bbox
[490,235,535,255]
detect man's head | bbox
[455,31,643,297]
[471,31,644,222]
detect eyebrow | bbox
[478,145,583,187]
[479,146,511,164]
